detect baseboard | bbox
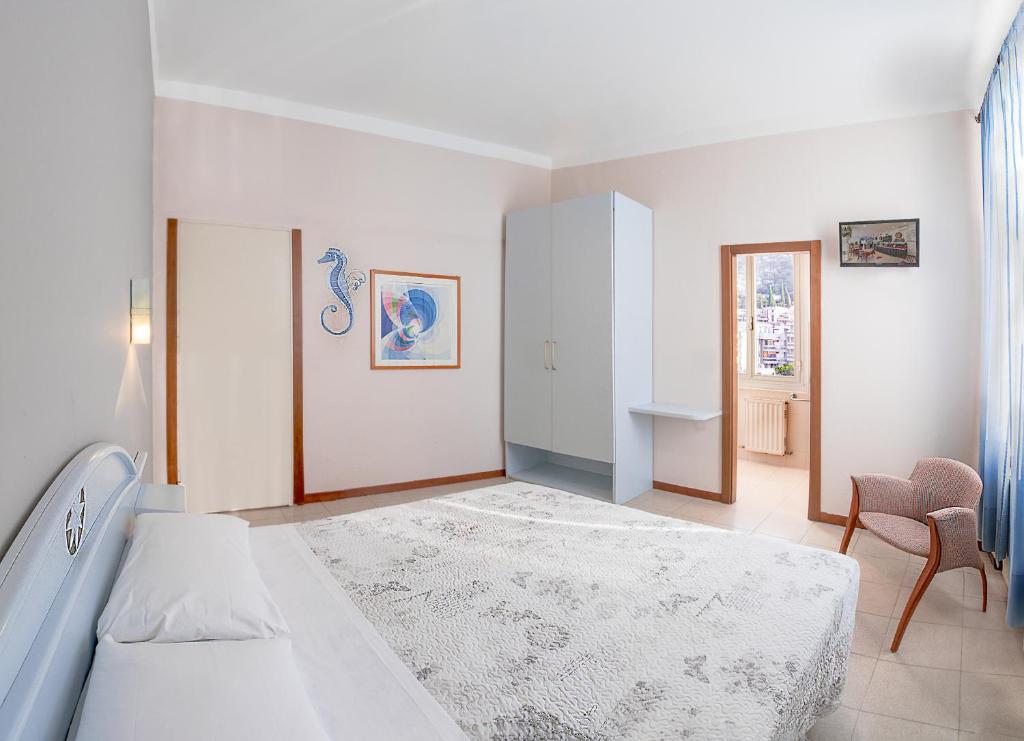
[812,511,849,526]
[652,480,723,502]
[304,469,506,503]
[654,480,852,528]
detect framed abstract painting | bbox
[370,270,461,369]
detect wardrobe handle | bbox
[550,341,557,370]
[544,340,551,370]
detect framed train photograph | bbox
[839,219,919,267]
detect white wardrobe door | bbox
[551,193,614,463]
[177,222,293,513]
[504,205,553,450]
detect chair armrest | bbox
[927,506,981,572]
[852,474,918,518]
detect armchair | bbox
[839,458,986,652]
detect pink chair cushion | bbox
[859,512,931,557]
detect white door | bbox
[551,194,614,462]
[504,205,553,450]
[177,222,293,513]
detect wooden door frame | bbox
[165,218,306,504]
[720,240,824,521]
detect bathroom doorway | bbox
[720,241,824,523]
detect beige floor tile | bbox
[853,612,891,657]
[777,492,812,516]
[967,571,1008,601]
[958,731,1024,741]
[671,497,727,522]
[853,532,911,562]
[754,510,812,541]
[962,629,1024,677]
[859,581,902,617]
[623,492,658,510]
[962,600,1016,632]
[802,522,855,551]
[736,488,789,509]
[637,490,686,515]
[855,552,911,586]
[232,504,286,520]
[963,588,992,615]
[235,508,287,526]
[809,706,858,740]
[321,496,373,516]
[842,654,878,709]
[281,502,330,523]
[711,500,773,530]
[902,566,966,596]
[853,713,957,740]
[252,518,287,528]
[880,620,963,670]
[861,663,960,728]
[960,673,1024,737]
[892,586,964,626]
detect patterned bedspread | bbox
[297,482,859,741]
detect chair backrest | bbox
[910,457,982,514]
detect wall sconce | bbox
[130,279,151,345]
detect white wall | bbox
[553,110,982,516]
[0,0,154,553]
[152,98,550,495]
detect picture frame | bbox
[839,219,920,267]
[370,270,461,369]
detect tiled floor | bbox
[228,464,1024,740]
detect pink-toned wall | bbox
[552,110,982,516]
[154,100,981,518]
[152,98,550,493]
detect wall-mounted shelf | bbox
[628,402,722,421]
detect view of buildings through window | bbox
[736,253,798,378]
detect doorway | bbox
[166,219,304,512]
[720,241,822,522]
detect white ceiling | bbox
[151,0,1021,168]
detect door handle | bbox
[544,340,551,370]
[550,341,557,370]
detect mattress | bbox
[296,482,860,741]
[250,525,466,741]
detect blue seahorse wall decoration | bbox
[317,247,367,336]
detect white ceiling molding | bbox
[150,0,1010,171]
[155,80,553,170]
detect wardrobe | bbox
[504,192,653,504]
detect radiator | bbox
[742,398,787,456]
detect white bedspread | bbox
[296,482,859,741]
[250,525,466,741]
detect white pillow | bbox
[97,513,289,642]
[74,637,330,741]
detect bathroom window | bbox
[735,253,802,383]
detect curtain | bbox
[980,4,1024,627]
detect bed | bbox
[292,482,859,740]
[0,444,858,741]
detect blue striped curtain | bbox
[980,4,1024,627]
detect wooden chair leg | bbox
[891,517,942,652]
[979,565,988,613]
[839,479,860,555]
[891,560,938,651]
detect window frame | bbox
[735,252,804,389]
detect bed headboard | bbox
[0,443,145,740]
